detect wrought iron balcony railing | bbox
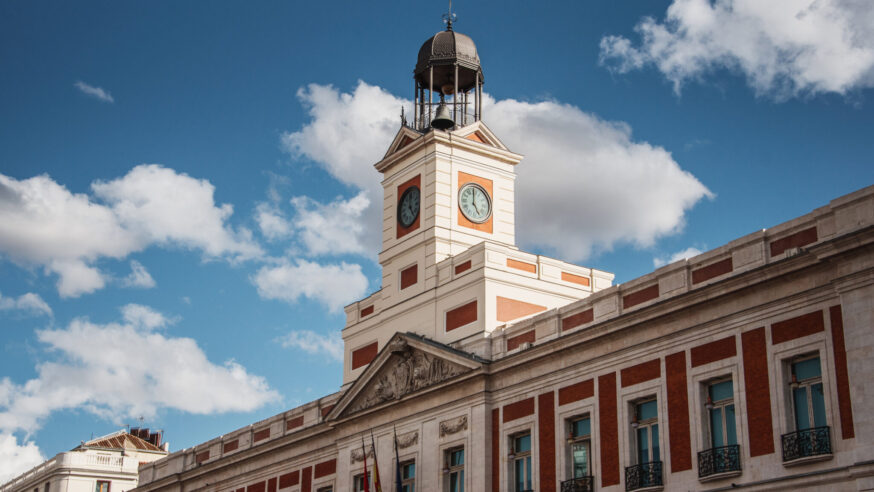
[625,461,663,491]
[560,476,594,492]
[781,426,831,462]
[698,444,741,478]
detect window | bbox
[353,473,370,492]
[633,400,659,465]
[790,356,827,430]
[400,460,415,492]
[44,483,50,492]
[95,482,110,492]
[707,379,737,448]
[568,416,591,479]
[316,487,333,492]
[445,447,464,492]
[511,433,533,491]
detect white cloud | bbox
[281,82,711,263]
[599,0,874,99]
[0,165,261,297]
[74,81,114,103]
[0,433,43,484]
[0,304,279,434]
[255,202,293,241]
[0,292,52,317]
[653,246,704,268]
[121,260,156,289]
[252,259,369,311]
[290,192,370,257]
[277,330,343,362]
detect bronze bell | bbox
[431,102,454,130]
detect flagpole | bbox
[370,429,383,492]
[361,435,370,492]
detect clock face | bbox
[458,183,492,224]
[398,186,420,228]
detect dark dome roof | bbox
[414,29,482,93]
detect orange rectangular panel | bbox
[497,296,546,322]
[506,258,536,273]
[561,271,590,286]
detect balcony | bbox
[698,445,741,479]
[782,426,832,463]
[560,476,594,492]
[625,461,662,491]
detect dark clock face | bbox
[398,186,420,228]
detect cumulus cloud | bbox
[0,165,262,297]
[0,433,43,483]
[74,81,114,103]
[252,259,369,311]
[281,81,711,262]
[277,330,343,363]
[255,202,293,241]
[0,304,279,434]
[121,260,156,289]
[290,192,370,257]
[599,0,874,99]
[0,292,52,318]
[653,246,704,268]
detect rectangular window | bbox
[95,482,110,492]
[353,473,369,492]
[511,433,533,491]
[401,460,415,492]
[707,379,737,447]
[634,400,659,464]
[567,416,591,479]
[316,487,333,492]
[446,447,464,492]
[44,483,50,492]
[791,356,827,430]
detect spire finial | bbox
[442,0,456,30]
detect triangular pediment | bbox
[451,121,510,151]
[383,126,424,159]
[328,333,484,420]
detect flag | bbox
[371,430,383,492]
[394,426,403,492]
[361,436,370,492]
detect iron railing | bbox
[782,426,831,462]
[625,461,662,491]
[560,476,594,492]
[698,444,741,477]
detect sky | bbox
[1,0,873,481]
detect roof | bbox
[414,29,482,92]
[76,430,164,452]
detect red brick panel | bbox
[253,428,270,442]
[223,439,239,453]
[267,478,277,492]
[741,328,775,457]
[455,260,472,274]
[360,305,374,317]
[771,310,824,344]
[503,397,535,422]
[598,373,619,487]
[558,379,594,406]
[538,392,556,492]
[396,175,421,239]
[492,408,500,492]
[691,257,733,284]
[665,352,692,472]
[561,271,591,286]
[829,305,855,439]
[300,466,312,492]
[561,308,594,332]
[279,471,300,488]
[247,482,265,492]
[623,284,659,309]
[286,415,304,431]
[620,359,661,387]
[506,330,535,351]
[351,342,379,370]
[195,450,210,463]
[446,300,477,331]
[769,226,818,257]
[320,405,334,417]
[400,264,418,289]
[314,458,337,478]
[691,336,737,367]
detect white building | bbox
[1,430,168,492]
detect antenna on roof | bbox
[442,0,456,30]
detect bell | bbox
[431,102,454,130]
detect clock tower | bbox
[341,21,614,386]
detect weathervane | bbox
[442,0,456,30]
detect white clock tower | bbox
[340,22,614,386]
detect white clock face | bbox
[458,183,491,223]
[398,186,420,228]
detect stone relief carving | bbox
[350,446,374,464]
[346,340,469,414]
[397,431,418,449]
[439,415,468,437]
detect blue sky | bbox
[1,0,873,480]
